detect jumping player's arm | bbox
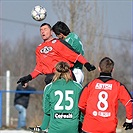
[17,46,45,85]
[55,39,96,71]
[30,48,44,79]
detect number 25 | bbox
[54,90,74,110]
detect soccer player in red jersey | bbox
[78,57,133,133]
[17,23,95,86]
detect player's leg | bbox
[73,68,84,84]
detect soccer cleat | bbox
[29,126,48,133]
[29,126,42,133]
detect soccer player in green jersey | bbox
[29,61,82,133]
[52,21,85,84]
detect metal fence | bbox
[0,72,44,129]
[0,90,43,128]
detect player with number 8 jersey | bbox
[78,57,133,133]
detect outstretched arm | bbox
[56,40,96,71]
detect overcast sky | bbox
[0,0,132,43]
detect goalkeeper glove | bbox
[17,74,32,86]
[84,62,96,72]
[123,119,133,130]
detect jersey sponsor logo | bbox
[92,111,111,117]
[40,46,52,53]
[54,113,73,119]
[95,83,112,90]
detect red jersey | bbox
[78,74,133,133]
[30,39,87,78]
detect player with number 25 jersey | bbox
[78,57,133,133]
[43,62,82,133]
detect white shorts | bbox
[72,68,84,84]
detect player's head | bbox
[52,21,70,39]
[40,23,51,29]
[53,61,72,82]
[99,57,114,73]
[40,23,53,42]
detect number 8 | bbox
[97,91,108,111]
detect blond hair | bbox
[52,62,72,82]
